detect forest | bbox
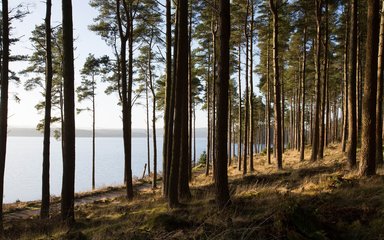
[0,0,384,239]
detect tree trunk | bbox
[146,79,151,176]
[266,35,271,165]
[243,3,249,175]
[249,0,254,172]
[311,0,322,162]
[162,0,172,197]
[237,44,242,170]
[375,0,384,165]
[0,0,9,231]
[300,24,307,162]
[342,5,350,152]
[215,0,231,208]
[41,0,53,219]
[347,0,357,169]
[318,0,328,159]
[61,0,76,223]
[360,0,380,176]
[168,0,188,207]
[269,0,282,169]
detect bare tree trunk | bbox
[0,0,9,230]
[300,24,307,162]
[342,5,350,152]
[375,0,384,165]
[162,0,172,197]
[347,0,357,169]
[61,0,76,222]
[41,0,53,219]
[146,79,151,176]
[311,0,322,162]
[215,0,231,208]
[249,0,255,172]
[238,44,243,170]
[318,0,328,159]
[269,0,282,169]
[360,0,380,176]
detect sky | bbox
[8,0,208,130]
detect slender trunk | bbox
[188,4,193,181]
[146,79,151,176]
[92,81,96,189]
[319,0,328,159]
[347,0,357,169]
[300,24,307,161]
[206,43,211,176]
[162,0,172,197]
[41,0,53,219]
[249,0,254,172]
[243,4,249,174]
[342,6,350,152]
[269,0,282,169]
[237,44,242,170]
[266,35,271,165]
[311,0,322,162]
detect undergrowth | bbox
[5,144,384,240]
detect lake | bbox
[4,136,207,203]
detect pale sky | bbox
[8,0,208,130]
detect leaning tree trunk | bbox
[41,0,53,219]
[347,0,357,169]
[360,0,380,176]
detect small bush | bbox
[198,151,207,165]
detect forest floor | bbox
[4,143,384,240]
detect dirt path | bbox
[4,182,153,222]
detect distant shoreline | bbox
[7,127,208,138]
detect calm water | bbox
[5,137,207,203]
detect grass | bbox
[4,143,384,239]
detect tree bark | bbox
[375,0,384,165]
[318,0,328,159]
[61,0,76,223]
[215,0,231,208]
[269,0,282,169]
[168,0,188,207]
[311,0,322,162]
[300,24,307,162]
[41,0,53,219]
[347,0,357,169]
[162,0,172,197]
[0,0,9,231]
[360,0,380,176]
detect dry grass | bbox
[5,144,384,239]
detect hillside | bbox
[3,144,384,239]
